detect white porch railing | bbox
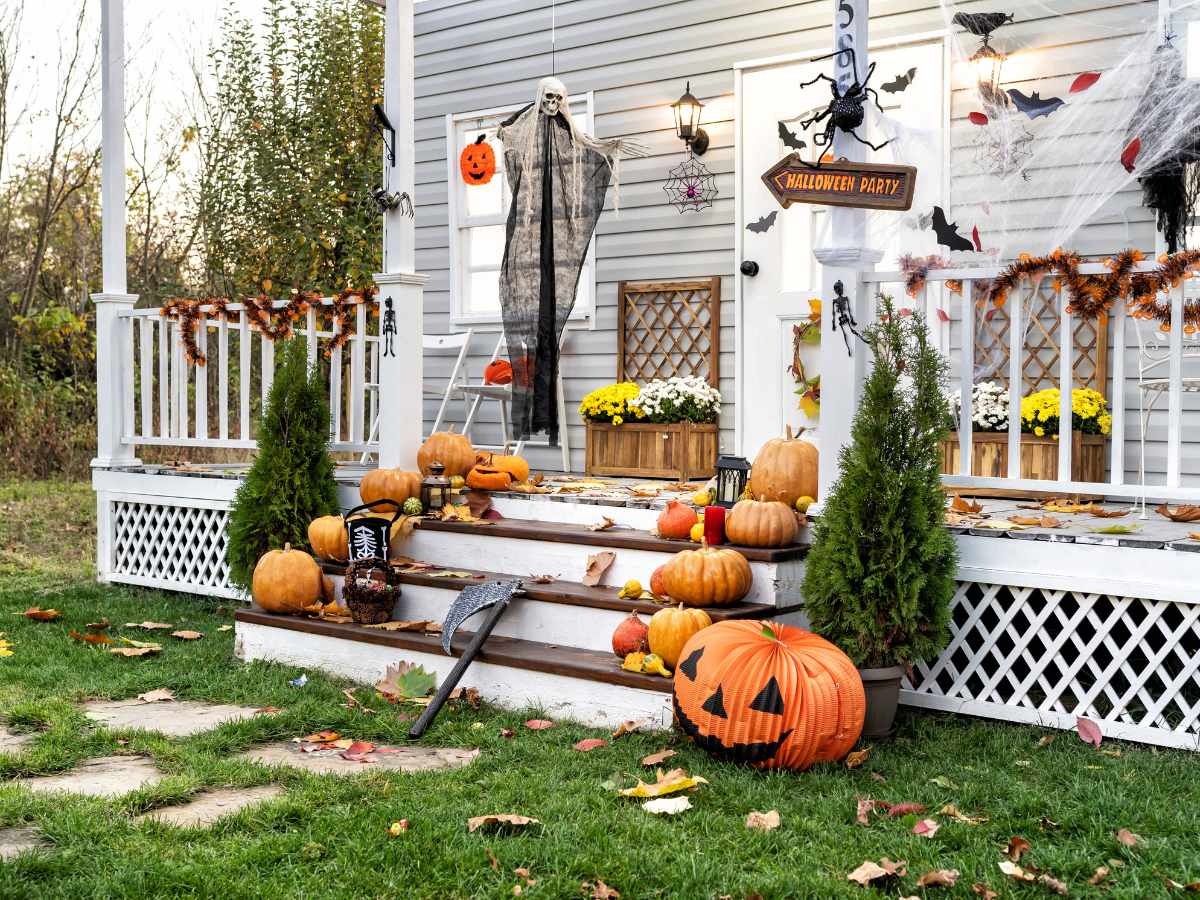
[858,262,1200,503]
[115,297,381,456]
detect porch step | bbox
[323,562,779,654]
[402,517,808,608]
[234,607,677,729]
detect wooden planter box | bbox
[585,421,718,481]
[939,431,1107,483]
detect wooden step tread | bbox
[235,607,674,694]
[416,517,808,562]
[321,562,782,619]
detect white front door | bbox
[736,38,946,457]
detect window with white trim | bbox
[446,95,596,328]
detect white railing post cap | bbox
[92,291,139,305]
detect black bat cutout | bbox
[882,67,917,94]
[931,206,974,252]
[1007,89,1065,120]
[746,210,778,234]
[778,121,806,150]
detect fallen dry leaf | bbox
[217,624,232,632]
[86,619,110,631]
[581,551,616,587]
[1116,827,1141,847]
[1088,866,1110,886]
[886,802,926,817]
[375,661,436,703]
[255,706,283,714]
[917,869,960,888]
[641,749,675,767]
[500,728,514,739]
[136,688,176,703]
[1091,508,1130,518]
[110,646,160,657]
[22,607,61,621]
[1006,836,1032,862]
[387,819,408,836]
[847,858,907,887]
[464,490,493,519]
[939,804,986,825]
[855,796,876,826]
[171,630,203,640]
[486,848,499,871]
[524,719,554,730]
[611,719,648,739]
[1077,715,1103,748]
[642,796,691,815]
[1040,498,1097,514]
[589,517,617,531]
[1156,503,1200,522]
[745,810,781,831]
[363,619,442,633]
[1039,874,1068,895]
[845,746,870,768]
[574,738,607,752]
[448,686,481,708]
[912,818,940,838]
[971,884,999,899]
[125,621,173,630]
[1036,734,1055,749]
[950,494,983,514]
[1010,515,1066,528]
[70,629,114,646]
[466,814,541,834]
[618,767,707,799]
[528,574,555,584]
[998,861,1035,883]
[583,879,620,899]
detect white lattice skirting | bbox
[903,581,1200,751]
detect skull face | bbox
[540,87,564,117]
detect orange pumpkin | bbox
[466,464,513,491]
[672,620,865,770]
[660,546,752,607]
[649,564,668,597]
[251,544,324,615]
[475,451,530,484]
[647,603,711,668]
[360,468,421,512]
[418,431,475,477]
[483,359,513,385]
[657,500,699,540]
[749,427,819,506]
[725,500,799,548]
[307,515,349,562]
[460,134,496,186]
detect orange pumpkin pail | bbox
[671,620,865,770]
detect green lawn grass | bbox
[1,479,1198,898]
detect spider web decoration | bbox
[973,111,1033,181]
[664,151,718,213]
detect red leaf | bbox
[968,111,989,126]
[1116,827,1141,847]
[1121,138,1141,173]
[912,818,940,838]
[524,719,554,730]
[972,224,982,252]
[886,802,926,817]
[573,738,607,752]
[1076,716,1103,748]
[898,307,913,317]
[1070,71,1101,93]
[936,307,950,323]
[1006,836,1032,861]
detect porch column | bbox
[374,0,426,469]
[812,0,881,502]
[93,0,139,469]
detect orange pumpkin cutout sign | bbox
[672,620,865,770]
[460,134,496,186]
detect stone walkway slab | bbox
[0,827,44,860]
[0,726,32,753]
[135,785,284,828]
[84,699,264,737]
[13,755,164,797]
[239,742,479,775]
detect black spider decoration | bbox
[796,47,891,169]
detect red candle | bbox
[703,505,726,545]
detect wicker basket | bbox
[344,558,400,625]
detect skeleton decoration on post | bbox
[496,76,647,444]
[382,297,397,357]
[830,280,864,356]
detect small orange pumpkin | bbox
[749,426,819,506]
[657,500,699,540]
[647,603,711,668]
[672,620,865,770]
[660,546,752,607]
[418,431,475,477]
[725,499,799,548]
[483,358,513,385]
[252,543,324,615]
[307,515,349,562]
[360,468,421,512]
[466,464,513,491]
[460,134,496,185]
[649,564,668,598]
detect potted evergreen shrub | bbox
[226,336,340,592]
[802,296,957,737]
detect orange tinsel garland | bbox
[160,286,377,365]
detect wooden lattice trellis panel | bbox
[617,278,720,386]
[110,500,236,597]
[974,278,1109,395]
[904,580,1200,748]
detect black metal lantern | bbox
[420,463,452,512]
[714,455,751,508]
[672,81,709,155]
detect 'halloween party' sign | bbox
[761,155,916,212]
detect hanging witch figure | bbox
[497,77,646,445]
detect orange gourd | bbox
[647,603,711,668]
[483,359,513,385]
[466,464,513,491]
[725,499,799,548]
[749,427,819,506]
[251,544,324,615]
[611,611,650,658]
[657,500,698,540]
[307,515,349,562]
[459,134,496,186]
[649,564,668,598]
[359,468,421,513]
[660,546,752,607]
[418,431,476,477]
[672,620,865,770]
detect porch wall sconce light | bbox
[952,11,1013,111]
[672,81,709,155]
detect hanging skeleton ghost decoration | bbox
[497,77,646,444]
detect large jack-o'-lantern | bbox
[671,620,864,770]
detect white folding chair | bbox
[1134,312,1200,513]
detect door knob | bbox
[740,260,760,277]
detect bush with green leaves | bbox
[226,337,339,591]
[802,295,957,668]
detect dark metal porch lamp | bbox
[714,456,751,508]
[672,82,709,155]
[420,463,451,513]
[970,38,1008,111]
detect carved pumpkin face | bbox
[460,134,496,186]
[672,620,865,770]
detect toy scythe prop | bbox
[408,579,524,739]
